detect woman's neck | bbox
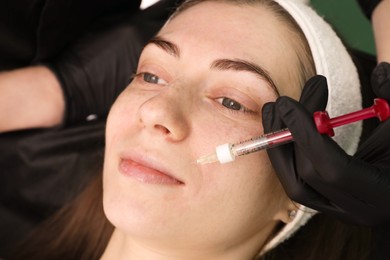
[101,228,272,260]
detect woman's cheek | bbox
[105,94,140,149]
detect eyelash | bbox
[216,97,254,114]
[133,72,255,114]
[133,72,168,85]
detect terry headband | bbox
[260,0,362,255]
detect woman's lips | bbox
[119,158,184,185]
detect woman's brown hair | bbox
[11,174,114,259]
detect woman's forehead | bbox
[165,2,282,35]
[159,1,303,98]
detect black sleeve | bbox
[356,0,382,19]
[0,121,106,257]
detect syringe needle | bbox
[197,153,219,165]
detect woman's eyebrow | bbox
[211,59,279,96]
[147,36,279,96]
[148,36,180,58]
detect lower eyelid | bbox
[215,97,256,114]
[211,87,261,111]
[135,72,168,86]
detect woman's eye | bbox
[217,97,249,112]
[136,72,167,85]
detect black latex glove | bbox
[262,70,390,226]
[47,18,145,125]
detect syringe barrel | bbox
[231,129,293,157]
[232,136,269,157]
[264,129,293,147]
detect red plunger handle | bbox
[313,98,390,136]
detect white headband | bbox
[260,0,362,255]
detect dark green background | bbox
[310,0,376,55]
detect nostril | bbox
[154,124,170,135]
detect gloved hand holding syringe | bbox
[197,98,390,164]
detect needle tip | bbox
[196,153,219,165]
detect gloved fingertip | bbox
[262,102,273,117]
[275,96,298,116]
[262,102,276,132]
[372,62,390,85]
[275,96,318,138]
[299,75,328,112]
[372,62,390,100]
[306,74,327,87]
[300,75,326,98]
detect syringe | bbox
[197,98,390,165]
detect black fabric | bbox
[356,0,383,19]
[374,223,390,260]
[0,121,105,257]
[0,0,141,70]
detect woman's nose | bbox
[137,91,190,142]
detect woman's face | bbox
[103,1,302,257]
